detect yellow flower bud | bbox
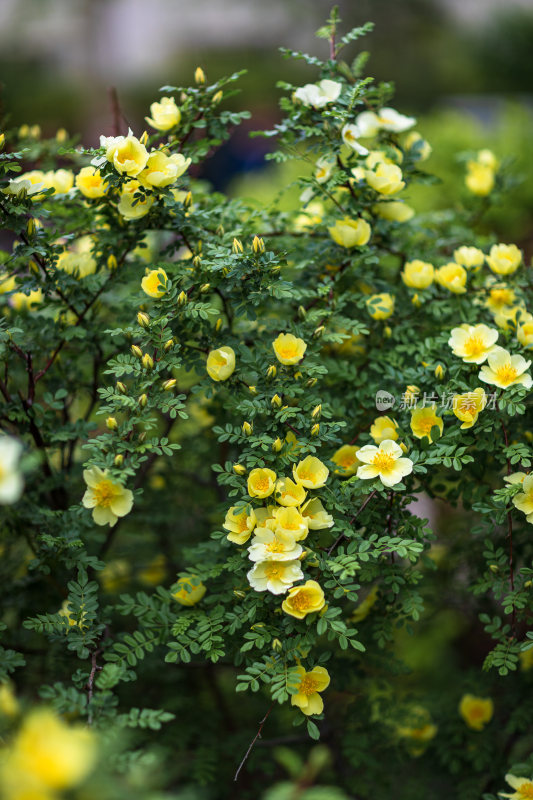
[306,377,318,387]
[56,128,68,143]
[184,191,193,208]
[525,580,532,588]
[489,564,499,573]
[200,283,210,293]
[311,404,321,419]
[164,338,174,351]
[233,589,246,598]
[142,353,154,370]
[384,325,392,337]
[138,431,147,443]
[271,394,282,407]
[233,463,246,475]
[272,437,283,452]
[162,378,177,391]
[294,371,303,380]
[313,325,325,338]
[29,124,41,139]
[0,133,6,150]
[114,454,124,466]
[107,254,118,271]
[266,365,277,379]
[272,638,282,652]
[139,393,148,407]
[212,90,223,105]
[139,131,149,145]
[137,311,150,328]
[248,385,257,394]
[131,345,143,359]
[298,305,307,319]
[216,224,225,236]
[242,421,253,436]
[177,290,188,305]
[27,218,36,237]
[192,255,202,268]
[116,381,127,394]
[232,238,243,254]
[18,124,29,138]
[252,235,265,254]
[195,66,206,85]
[106,416,118,430]
[434,364,445,380]
[311,423,320,436]
[215,318,223,331]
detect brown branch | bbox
[234,704,273,782]
[327,489,378,556]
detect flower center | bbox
[468,705,485,720]
[519,783,533,798]
[279,345,298,359]
[299,675,320,696]
[237,514,248,533]
[289,592,312,611]
[265,563,283,579]
[94,480,116,508]
[372,452,395,471]
[463,336,486,358]
[266,539,285,553]
[495,364,518,385]
[418,417,436,434]
[254,476,270,493]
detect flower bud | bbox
[139,393,148,407]
[252,235,265,254]
[106,416,118,430]
[298,305,307,319]
[233,463,246,475]
[294,371,303,381]
[29,125,41,139]
[200,283,210,293]
[194,66,206,85]
[177,290,187,306]
[212,90,223,105]
[233,589,246,598]
[107,254,118,271]
[271,394,282,408]
[271,264,281,272]
[272,438,283,452]
[131,345,143,359]
[114,454,124,466]
[29,260,39,275]
[56,128,68,143]
[184,191,193,208]
[412,293,421,307]
[242,421,253,436]
[139,131,149,145]
[138,432,147,443]
[142,353,154,370]
[266,365,277,379]
[215,318,223,332]
[216,224,225,236]
[306,378,317,388]
[164,338,174,351]
[27,218,36,237]
[311,423,320,436]
[384,326,392,338]
[313,325,325,338]
[232,238,243,254]
[248,385,257,395]
[18,124,29,138]
[525,580,532,588]
[192,256,201,269]
[162,378,177,391]
[272,638,282,652]
[311,404,321,420]
[137,311,150,328]
[116,381,127,394]
[434,364,445,380]
[489,564,499,573]
[0,133,6,150]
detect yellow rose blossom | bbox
[117,180,154,220]
[206,346,236,381]
[141,267,167,299]
[139,151,191,188]
[448,324,499,364]
[248,468,277,499]
[397,707,437,757]
[138,554,167,586]
[486,243,522,275]
[75,166,108,199]
[512,474,533,523]
[478,149,499,170]
[485,284,516,314]
[274,477,307,507]
[434,262,467,294]
[501,774,533,800]
[247,559,303,595]
[291,665,330,715]
[293,79,341,108]
[403,131,432,161]
[372,201,414,222]
[401,259,434,289]
[0,683,18,717]
[351,585,379,622]
[145,96,181,131]
[282,580,325,619]
[247,528,303,562]
[494,305,529,331]
[465,161,494,196]
[292,456,329,489]
[479,346,532,390]
[518,320,533,349]
[271,506,309,541]
[0,272,16,294]
[300,498,334,529]
[10,289,43,311]
[272,332,307,365]
[4,169,46,198]
[172,575,206,606]
[458,694,493,731]
[223,505,257,544]
[410,406,443,442]
[356,439,413,487]
[56,236,97,279]
[82,466,133,527]
[365,162,405,195]
[452,388,486,429]
[370,415,399,444]
[58,600,86,630]
[104,133,149,176]
[454,246,485,270]
[46,169,74,194]
[519,648,533,671]
[366,293,394,320]
[331,444,361,476]
[328,217,371,248]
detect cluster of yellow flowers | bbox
[448,323,532,391]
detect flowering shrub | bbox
[0,10,532,800]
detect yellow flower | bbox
[478,149,499,170]
[370,415,399,444]
[410,407,443,442]
[1,708,96,793]
[117,180,154,220]
[501,774,533,799]
[282,580,325,619]
[373,201,414,222]
[141,267,168,299]
[291,666,330,715]
[401,259,434,289]
[366,293,394,320]
[434,262,467,294]
[485,283,516,314]
[0,683,18,717]
[9,289,43,311]
[351,585,379,622]
[58,600,86,630]
[272,333,307,365]
[494,305,529,331]
[300,498,334,529]
[512,474,533,523]
[104,133,149,176]
[518,320,533,349]
[356,440,413,487]
[479,347,532,390]
[138,554,167,585]
[4,169,46,198]
[75,166,108,199]
[341,124,369,155]
[486,243,522,276]
[274,477,307,507]
[248,528,303,562]
[448,324,499,364]
[454,246,485,270]
[248,468,277,499]
[292,456,329,489]
[315,155,336,182]
[452,388,486,429]
[46,169,74,194]
[403,131,432,161]
[366,162,405,195]
[0,272,16,294]
[465,161,494,196]
[329,217,371,248]
[99,559,131,593]
[139,151,191,188]
[172,575,206,606]
[206,346,235,381]
[145,96,181,131]
[293,79,341,108]
[82,467,133,527]
[223,505,257,544]
[56,237,97,279]
[272,506,309,540]
[519,648,533,671]
[458,694,493,731]
[247,559,303,595]
[331,444,361,476]
[0,436,24,505]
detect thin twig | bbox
[327,490,378,556]
[234,704,273,782]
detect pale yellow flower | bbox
[300,498,334,529]
[366,162,405,195]
[501,773,533,799]
[341,124,368,155]
[223,505,257,544]
[356,440,413,487]
[46,169,74,194]
[272,333,307,365]
[454,246,484,270]
[448,324,499,364]
[172,575,206,606]
[272,506,309,541]
[247,559,303,595]
[282,580,325,619]
[372,201,414,223]
[75,166,108,199]
[248,468,277,499]
[0,272,16,294]
[370,415,399,444]
[117,180,154,220]
[452,388,486,429]
[294,79,341,108]
[366,293,394,320]
[458,694,493,731]
[331,444,361,476]
[479,347,532,390]
[518,320,533,349]
[435,262,467,294]
[465,161,494,196]
[56,236,97,279]
[139,151,191,188]
[274,477,307,507]
[403,131,432,161]
[292,456,329,489]
[486,243,522,276]
[315,156,335,183]
[512,474,533,523]
[82,467,133,527]
[145,97,181,131]
[247,527,303,562]
[519,648,533,671]
[104,133,149,176]
[141,267,167,299]
[291,666,330,715]
[401,260,434,289]
[206,346,235,381]
[329,217,371,248]
[410,407,443,442]
[0,436,24,504]
[485,284,516,315]
[10,289,43,311]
